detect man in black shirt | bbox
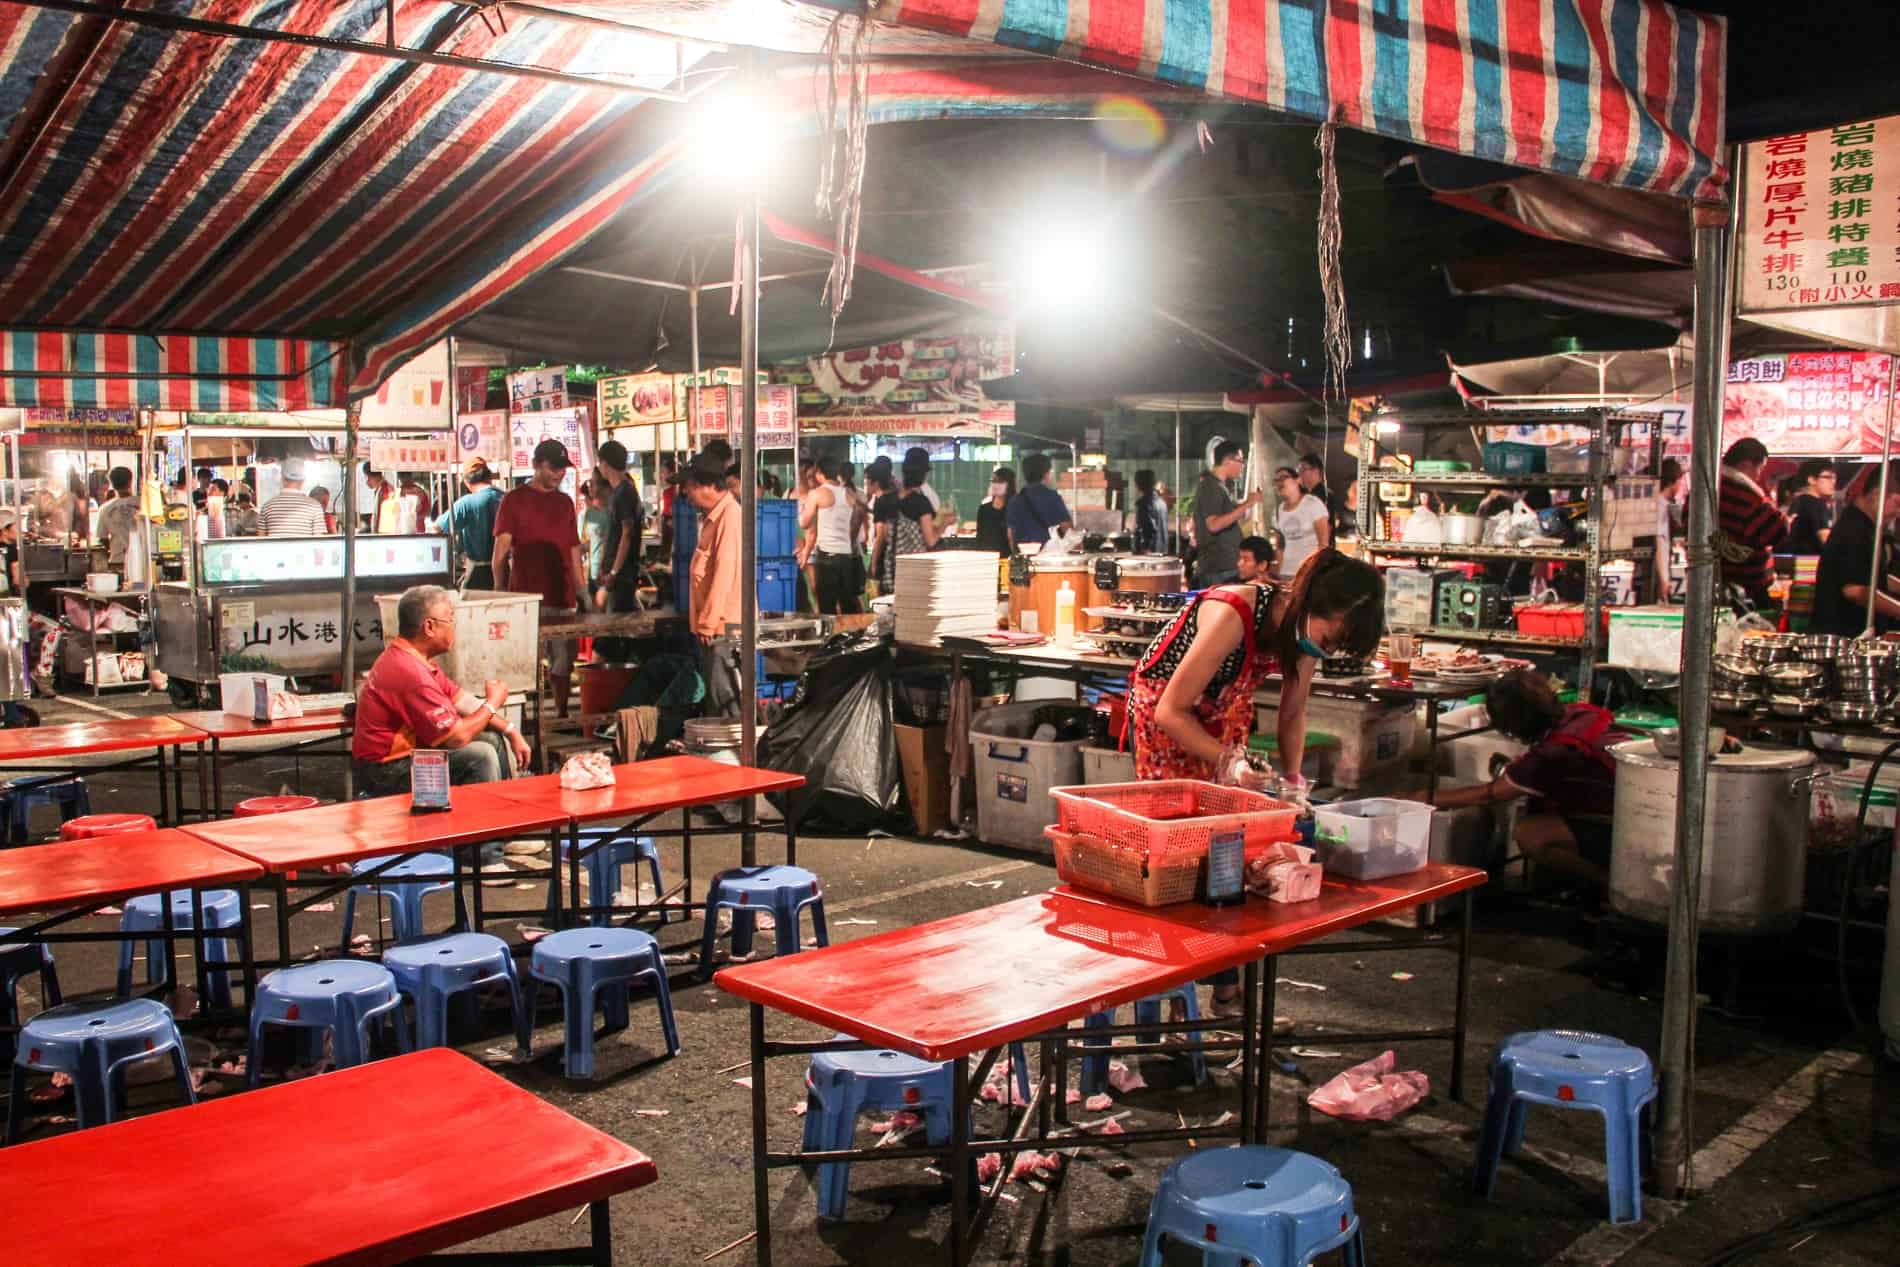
[1810,461,1900,636]
[1132,468,1168,555]
[1786,458,1836,556]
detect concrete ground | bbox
[5,686,1898,1266]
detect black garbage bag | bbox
[758,633,904,833]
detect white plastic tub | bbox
[373,589,542,696]
[1312,797,1433,879]
[971,702,1088,853]
[219,671,287,716]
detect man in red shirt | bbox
[495,439,591,716]
[353,585,531,865]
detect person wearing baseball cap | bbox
[494,439,590,717]
[259,456,328,537]
[437,457,503,590]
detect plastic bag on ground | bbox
[758,634,903,834]
[1306,1049,1429,1121]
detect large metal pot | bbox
[1440,513,1483,546]
[1609,739,1816,936]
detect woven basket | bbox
[1050,780,1298,856]
[1047,827,1202,907]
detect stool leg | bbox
[642,851,666,923]
[645,956,680,1057]
[75,1042,110,1128]
[1009,1041,1031,1106]
[1343,1227,1369,1267]
[339,890,358,950]
[395,890,424,943]
[38,955,60,1008]
[505,963,532,1057]
[413,982,445,1049]
[1606,1108,1643,1225]
[169,1046,198,1110]
[815,1084,865,1220]
[697,898,724,979]
[1473,1074,1516,1199]
[246,1016,269,1089]
[1136,1210,1167,1267]
[561,978,596,1079]
[730,910,756,959]
[774,897,801,958]
[1081,1013,1111,1095]
[115,935,136,998]
[806,897,828,948]
[587,854,613,927]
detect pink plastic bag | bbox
[1306,1050,1429,1121]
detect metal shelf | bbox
[1364,408,1615,430]
[1414,625,1587,651]
[1366,468,1587,489]
[1369,542,1652,563]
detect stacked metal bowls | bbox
[1763,661,1828,719]
[1827,640,1898,724]
[1710,653,1764,715]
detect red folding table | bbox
[0,716,205,827]
[0,1048,657,1265]
[169,707,351,817]
[0,828,265,1018]
[716,866,1485,1266]
[182,786,572,968]
[481,755,806,925]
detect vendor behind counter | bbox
[1807,459,1900,637]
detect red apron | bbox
[1128,588,1280,780]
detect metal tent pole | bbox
[1173,400,1183,548]
[340,350,360,800]
[445,337,461,585]
[738,150,761,866]
[1864,357,1899,638]
[689,284,702,454]
[1654,196,1734,1198]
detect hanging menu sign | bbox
[1739,116,1900,314]
[506,366,567,413]
[690,385,796,448]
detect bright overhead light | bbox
[1008,196,1139,317]
[1374,418,1402,434]
[680,79,781,190]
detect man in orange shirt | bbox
[685,454,742,717]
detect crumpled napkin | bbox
[1306,1049,1429,1121]
[1245,841,1323,903]
[558,751,615,790]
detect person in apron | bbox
[1421,668,1625,893]
[1127,551,1385,1012]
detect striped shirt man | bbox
[258,459,329,537]
[1717,441,1787,604]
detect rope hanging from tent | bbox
[1315,119,1351,409]
[815,8,872,337]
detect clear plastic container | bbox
[1311,797,1433,879]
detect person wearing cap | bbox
[259,458,329,537]
[439,459,502,590]
[495,439,590,717]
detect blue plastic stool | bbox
[340,852,457,947]
[114,889,241,1010]
[4,775,90,844]
[5,998,195,1141]
[558,831,667,926]
[801,1042,966,1220]
[1082,983,1208,1094]
[1473,1029,1657,1225]
[383,932,529,1053]
[1140,1146,1366,1267]
[528,927,679,1079]
[0,927,60,1065]
[697,865,828,974]
[246,960,407,1086]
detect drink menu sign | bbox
[691,384,796,449]
[1739,116,1900,314]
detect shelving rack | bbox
[1358,406,1662,697]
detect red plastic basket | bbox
[1049,780,1299,857]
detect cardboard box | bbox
[896,723,951,836]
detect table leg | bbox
[275,874,293,971]
[682,809,694,914]
[1054,1029,1070,1125]
[568,820,583,924]
[948,650,964,827]
[173,741,187,824]
[589,1199,613,1267]
[950,1053,972,1267]
[213,737,226,819]
[1239,958,1259,1142]
[238,880,258,1008]
[196,740,210,825]
[1037,1038,1054,1141]
[1452,888,1474,1103]
[749,1003,773,1267]
[189,887,210,1014]
[160,877,177,998]
[157,746,172,827]
[1256,957,1279,1140]
[1426,703,1441,802]
[451,847,472,932]
[472,841,487,931]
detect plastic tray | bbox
[1050,780,1298,857]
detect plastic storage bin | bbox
[757,558,798,615]
[1050,780,1299,856]
[757,499,798,558]
[1481,441,1546,476]
[1253,691,1415,789]
[374,590,541,695]
[971,702,1089,853]
[1082,745,1137,785]
[1311,798,1433,879]
[219,672,286,715]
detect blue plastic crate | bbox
[757,499,798,558]
[757,557,798,615]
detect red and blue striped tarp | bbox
[0,331,342,410]
[855,0,1727,201]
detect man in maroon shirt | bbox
[495,439,591,717]
[1717,437,1788,610]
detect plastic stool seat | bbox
[802,1041,966,1220]
[247,960,407,1086]
[1140,1146,1366,1267]
[1474,1029,1657,1225]
[558,831,668,926]
[383,933,529,1053]
[6,998,195,1141]
[4,776,90,844]
[340,852,457,947]
[1082,983,1207,1093]
[234,795,319,817]
[697,865,828,973]
[529,927,679,1079]
[115,889,242,1010]
[58,813,156,840]
[0,926,61,1066]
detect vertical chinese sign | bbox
[506,366,568,414]
[1739,117,1900,313]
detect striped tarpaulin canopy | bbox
[843,0,1729,202]
[0,0,686,406]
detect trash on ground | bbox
[634,1109,670,1118]
[1276,977,1326,991]
[965,879,1004,889]
[789,1100,807,1117]
[1290,1047,1346,1059]
[834,917,878,926]
[307,901,336,913]
[1390,971,1414,982]
[520,926,552,941]
[1106,1060,1147,1093]
[1307,1049,1429,1121]
[976,1153,1003,1183]
[702,1231,757,1262]
[1009,1151,1064,1182]
[731,1076,753,1090]
[1084,1092,1114,1112]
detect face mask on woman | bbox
[1296,617,1328,660]
[989,483,1007,499]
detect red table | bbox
[716,867,1486,1267]
[170,707,351,816]
[0,1048,657,1265]
[182,785,572,967]
[0,827,265,1015]
[482,756,807,924]
[0,716,206,827]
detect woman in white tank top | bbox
[801,458,864,614]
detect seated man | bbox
[1237,534,1275,583]
[353,585,531,866]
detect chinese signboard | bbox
[361,341,452,429]
[509,405,592,472]
[1739,116,1900,314]
[772,328,1016,432]
[691,385,797,448]
[506,366,567,413]
[218,591,386,675]
[456,410,510,471]
[367,438,453,471]
[1723,351,1893,454]
[595,372,678,428]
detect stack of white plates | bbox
[894,552,1001,646]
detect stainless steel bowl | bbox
[1825,700,1884,725]
[1767,694,1816,718]
[1653,726,1727,759]
[1710,691,1760,713]
[1742,639,1796,666]
[1764,663,1826,690]
[1798,634,1846,659]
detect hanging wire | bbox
[815,8,872,340]
[1315,119,1351,470]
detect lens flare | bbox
[1092,96,1167,153]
